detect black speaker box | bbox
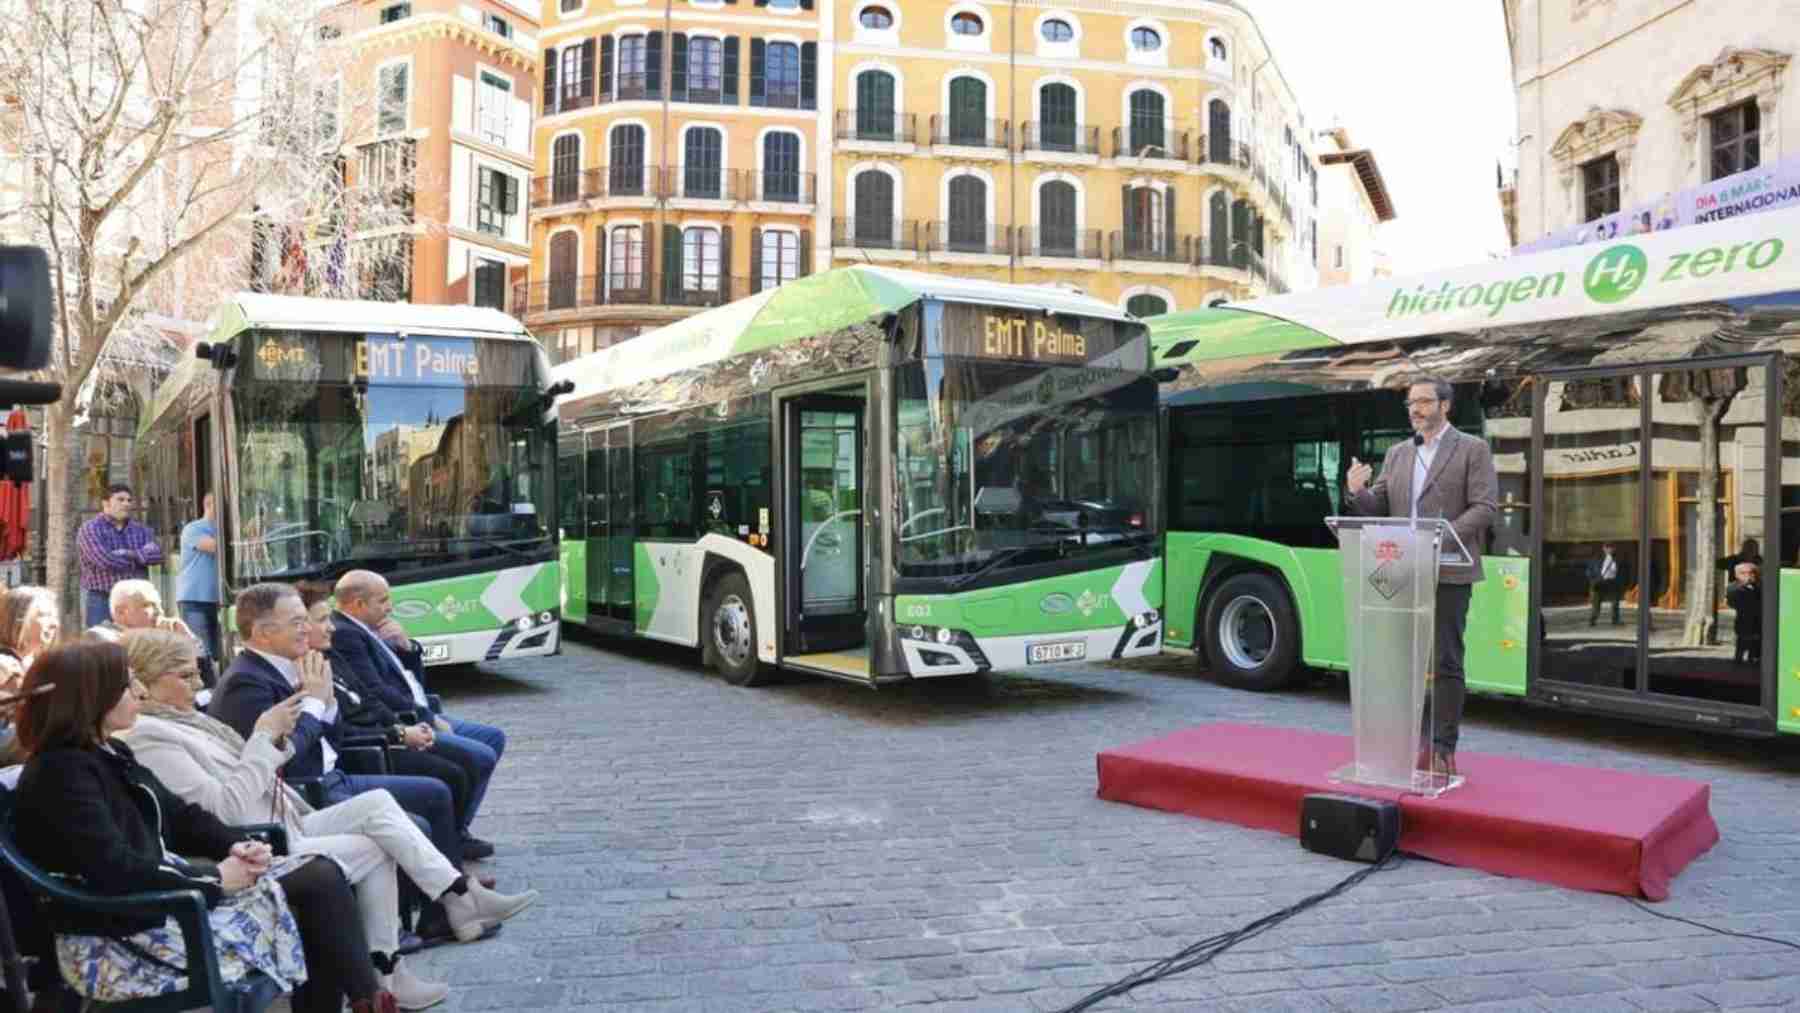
[1299,793,1400,863]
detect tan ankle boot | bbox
[384,958,450,1011]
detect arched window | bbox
[854,172,895,247]
[548,231,577,309]
[1129,26,1161,52]
[1231,198,1251,268]
[682,227,720,293]
[1126,294,1167,318]
[1039,82,1077,151]
[855,70,897,140]
[683,126,722,198]
[946,175,986,251]
[762,132,802,202]
[1209,192,1229,264]
[551,134,581,203]
[1039,180,1077,255]
[1128,90,1164,154]
[951,12,983,36]
[1209,37,1228,63]
[1208,99,1232,163]
[948,77,986,144]
[860,6,893,29]
[1207,297,1228,308]
[607,226,644,293]
[608,124,644,195]
[1041,19,1073,42]
[1123,185,1166,259]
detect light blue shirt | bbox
[176,519,218,604]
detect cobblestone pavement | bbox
[409,634,1800,1012]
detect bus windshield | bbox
[229,338,553,583]
[894,359,1157,586]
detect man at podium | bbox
[1343,378,1498,774]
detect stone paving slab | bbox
[404,637,1800,1011]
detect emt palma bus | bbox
[552,266,1163,685]
[1154,204,1800,737]
[134,294,562,666]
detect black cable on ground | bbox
[1052,848,1405,1013]
[1625,897,1800,950]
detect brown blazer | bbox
[1345,427,1499,585]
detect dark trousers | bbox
[1588,581,1622,626]
[387,746,472,835]
[1428,583,1473,752]
[433,717,504,833]
[279,855,381,1011]
[82,589,110,629]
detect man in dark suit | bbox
[208,582,463,865]
[332,570,508,861]
[1585,542,1628,627]
[1346,377,1499,775]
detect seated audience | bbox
[0,586,59,766]
[331,571,507,860]
[208,584,464,875]
[11,641,398,1012]
[85,579,197,645]
[121,629,536,1008]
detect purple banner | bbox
[1515,154,1800,255]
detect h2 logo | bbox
[1584,245,1648,304]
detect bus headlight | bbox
[935,627,953,645]
[514,615,534,632]
[1133,610,1160,629]
[538,611,554,625]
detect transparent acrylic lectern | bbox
[1323,516,1474,797]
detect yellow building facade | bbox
[526,0,1317,356]
[526,0,824,361]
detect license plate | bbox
[1028,640,1086,664]
[422,643,450,663]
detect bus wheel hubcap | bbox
[714,595,752,667]
[1219,595,1275,670]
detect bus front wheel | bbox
[705,571,766,687]
[1201,572,1300,691]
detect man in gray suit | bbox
[1345,377,1499,774]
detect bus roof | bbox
[206,293,536,344]
[552,265,1133,406]
[1151,203,1800,366]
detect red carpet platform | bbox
[1096,723,1719,900]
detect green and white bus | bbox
[1155,205,1800,737]
[134,294,562,666]
[552,266,1163,685]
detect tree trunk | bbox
[1681,397,1727,647]
[43,400,87,627]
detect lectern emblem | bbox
[1367,539,1407,601]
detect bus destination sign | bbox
[356,336,481,385]
[928,302,1145,369]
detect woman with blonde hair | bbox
[121,629,531,1009]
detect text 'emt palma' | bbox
[983,316,1088,360]
[355,336,481,381]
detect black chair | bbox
[0,788,289,1013]
[393,694,444,728]
[284,737,393,809]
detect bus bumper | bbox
[416,620,561,667]
[901,617,1163,677]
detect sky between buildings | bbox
[1253,1,1519,274]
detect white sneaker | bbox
[384,959,450,1011]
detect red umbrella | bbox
[0,408,29,561]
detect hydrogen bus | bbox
[134,294,562,666]
[552,266,1163,685]
[1154,205,1800,737]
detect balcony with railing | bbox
[529,164,659,209]
[512,273,745,316]
[1020,122,1102,158]
[926,222,1010,257]
[928,116,1010,153]
[834,110,917,147]
[1017,227,1105,261]
[661,166,744,203]
[831,217,921,253]
[1111,127,1190,163]
[746,170,816,206]
[1110,230,1194,265]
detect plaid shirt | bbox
[76,514,165,592]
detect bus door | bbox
[1531,357,1777,732]
[584,423,635,630]
[559,429,588,622]
[780,387,869,668]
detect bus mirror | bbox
[196,342,239,370]
[974,487,1021,514]
[2,430,31,483]
[1151,367,1180,383]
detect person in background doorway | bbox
[76,484,164,629]
[178,492,222,677]
[1586,542,1627,627]
[1726,561,1763,665]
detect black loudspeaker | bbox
[1299,793,1400,863]
[1,430,30,483]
